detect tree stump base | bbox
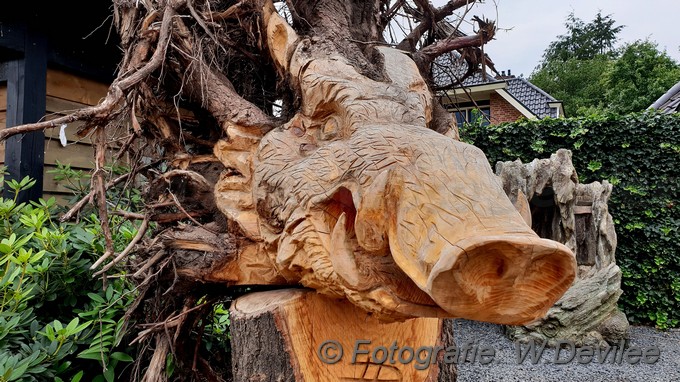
[230,289,456,381]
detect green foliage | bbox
[542,12,624,62]
[530,56,612,116]
[604,40,680,114]
[0,170,137,381]
[530,12,624,116]
[530,12,680,117]
[461,111,680,329]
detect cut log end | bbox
[230,289,456,382]
[427,235,576,325]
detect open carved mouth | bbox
[296,174,577,324]
[311,186,452,320]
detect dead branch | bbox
[0,88,123,142]
[414,16,495,64]
[60,162,158,222]
[132,298,212,345]
[203,0,246,21]
[113,209,147,220]
[90,126,116,271]
[133,250,167,278]
[152,210,212,223]
[382,0,406,27]
[168,15,278,131]
[140,335,170,382]
[94,217,150,276]
[187,0,224,52]
[396,0,477,51]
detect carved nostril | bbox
[426,236,576,325]
[495,258,506,278]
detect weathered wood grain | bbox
[230,289,455,382]
[207,2,577,326]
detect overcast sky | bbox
[431,0,680,77]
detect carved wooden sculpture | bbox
[0,1,579,379]
[207,2,577,325]
[497,149,629,347]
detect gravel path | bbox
[452,319,680,382]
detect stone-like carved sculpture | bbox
[497,149,629,346]
[203,3,577,325]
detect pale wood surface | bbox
[206,3,577,325]
[230,289,455,382]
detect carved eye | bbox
[320,117,339,140]
[292,126,305,137]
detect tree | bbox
[541,11,624,63]
[0,1,580,381]
[604,40,680,114]
[530,56,611,116]
[530,12,624,116]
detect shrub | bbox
[0,169,137,381]
[461,111,680,328]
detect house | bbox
[432,53,564,126]
[0,1,120,203]
[649,81,680,113]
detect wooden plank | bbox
[574,205,593,215]
[44,96,131,146]
[45,96,94,144]
[46,68,109,106]
[46,95,89,114]
[0,85,6,112]
[44,138,117,169]
[44,139,95,169]
[43,164,92,194]
[0,110,5,129]
[43,117,92,144]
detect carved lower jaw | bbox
[328,211,449,319]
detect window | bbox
[550,106,559,118]
[452,106,491,127]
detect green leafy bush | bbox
[0,169,137,381]
[461,111,680,328]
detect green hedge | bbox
[461,111,680,328]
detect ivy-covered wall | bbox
[460,111,680,328]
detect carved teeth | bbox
[355,170,390,252]
[330,212,362,288]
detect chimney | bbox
[495,69,516,80]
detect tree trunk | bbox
[230,289,456,382]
